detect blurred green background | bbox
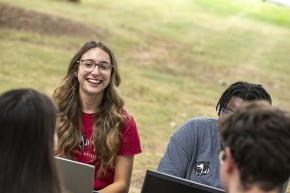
[0,0,289,192]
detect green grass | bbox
[1,0,290,192]
[193,0,290,28]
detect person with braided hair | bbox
[157,81,273,189]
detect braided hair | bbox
[216,81,272,115]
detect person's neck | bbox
[228,178,279,193]
[79,91,103,114]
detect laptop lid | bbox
[141,170,225,193]
[55,156,95,193]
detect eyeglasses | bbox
[220,107,233,115]
[77,59,113,72]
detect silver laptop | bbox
[141,170,225,193]
[55,156,95,193]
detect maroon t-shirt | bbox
[72,112,142,190]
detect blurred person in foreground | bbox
[0,88,62,193]
[157,81,272,188]
[219,101,290,193]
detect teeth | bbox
[88,79,101,84]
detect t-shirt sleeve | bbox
[118,115,142,156]
[157,120,197,178]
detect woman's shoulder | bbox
[121,108,135,121]
[120,109,138,132]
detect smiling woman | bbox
[52,41,142,193]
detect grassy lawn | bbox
[0,0,289,192]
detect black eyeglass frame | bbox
[76,59,114,71]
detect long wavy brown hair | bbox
[52,41,126,177]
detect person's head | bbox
[53,41,125,177]
[219,102,290,192]
[0,88,61,193]
[216,81,272,120]
[71,41,121,99]
[53,41,123,111]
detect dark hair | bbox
[216,81,272,115]
[0,89,62,193]
[220,102,290,191]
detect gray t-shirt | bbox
[157,117,223,189]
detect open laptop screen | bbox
[141,170,225,193]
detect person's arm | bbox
[99,155,134,193]
[157,120,196,178]
[157,136,191,177]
